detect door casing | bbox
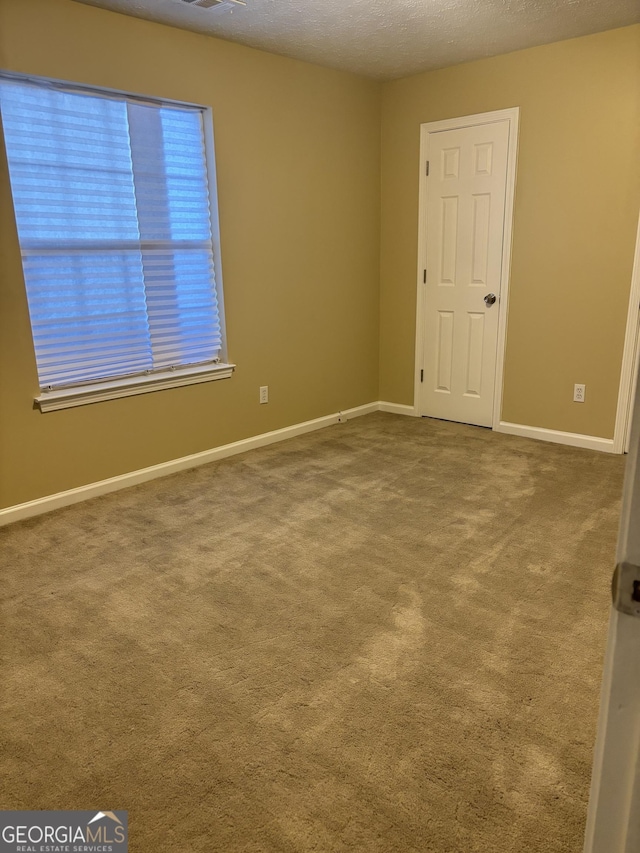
[414,108,520,428]
[614,209,640,454]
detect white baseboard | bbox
[340,402,380,420]
[1,404,617,527]
[379,401,417,416]
[381,407,616,453]
[495,421,616,453]
[0,402,377,527]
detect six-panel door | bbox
[420,119,510,427]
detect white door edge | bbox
[583,374,640,853]
[613,208,640,454]
[583,610,640,853]
[413,107,520,429]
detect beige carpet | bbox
[0,413,625,852]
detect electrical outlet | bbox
[259,385,268,404]
[573,383,586,403]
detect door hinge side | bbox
[425,161,430,176]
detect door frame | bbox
[613,209,640,454]
[413,107,520,427]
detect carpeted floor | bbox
[0,413,625,852]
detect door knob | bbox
[484,293,497,306]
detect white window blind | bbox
[0,76,225,393]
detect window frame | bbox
[0,70,234,412]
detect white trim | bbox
[413,107,520,430]
[379,406,618,453]
[339,402,380,420]
[379,401,417,416]
[415,109,522,135]
[495,421,615,453]
[613,208,640,454]
[36,363,235,412]
[1,402,619,527]
[0,403,377,526]
[624,340,640,455]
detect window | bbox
[0,72,232,411]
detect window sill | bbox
[35,363,235,412]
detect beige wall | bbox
[0,0,381,508]
[380,26,640,438]
[1,3,639,511]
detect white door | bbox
[583,380,640,852]
[416,112,517,428]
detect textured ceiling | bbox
[72,0,640,80]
